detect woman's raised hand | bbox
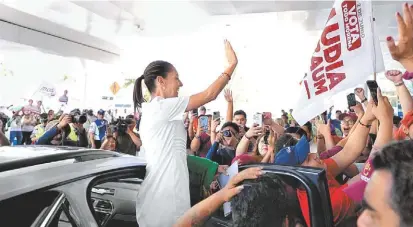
[387,3,413,71]
[225,40,238,66]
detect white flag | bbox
[35,82,57,97]
[293,0,383,125]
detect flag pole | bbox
[373,17,377,81]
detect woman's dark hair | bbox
[221,122,240,134]
[275,134,298,154]
[231,174,294,227]
[133,60,174,109]
[284,127,307,138]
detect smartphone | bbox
[347,93,357,107]
[366,80,379,105]
[192,109,198,117]
[199,115,209,131]
[263,112,272,120]
[253,113,263,127]
[213,111,220,121]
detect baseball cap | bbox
[97,109,105,115]
[394,111,413,140]
[338,113,358,121]
[342,159,374,202]
[274,136,310,166]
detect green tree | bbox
[123,78,135,88]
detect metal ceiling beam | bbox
[0,3,120,63]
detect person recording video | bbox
[111,115,142,155]
[36,110,88,147]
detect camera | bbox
[69,109,87,124]
[113,117,133,135]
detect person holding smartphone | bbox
[133,40,238,227]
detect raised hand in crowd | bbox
[386,69,413,114]
[210,118,220,143]
[350,102,364,118]
[235,124,263,156]
[215,131,223,143]
[385,69,403,83]
[387,3,413,72]
[354,87,368,107]
[316,119,335,150]
[174,167,263,227]
[245,124,263,139]
[224,89,234,122]
[370,88,394,151]
[57,114,71,130]
[224,89,233,103]
[211,118,220,133]
[372,88,394,122]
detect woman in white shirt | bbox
[134,40,238,227]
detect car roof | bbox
[0,146,89,163]
[0,146,147,200]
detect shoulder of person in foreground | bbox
[0,130,10,146]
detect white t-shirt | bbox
[136,96,190,227]
[9,116,22,131]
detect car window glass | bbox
[87,166,145,227]
[0,191,60,226]
[48,199,77,227]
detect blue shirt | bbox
[89,119,107,141]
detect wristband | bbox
[359,119,371,128]
[222,73,231,80]
[195,135,201,139]
[244,134,251,140]
[361,98,368,103]
[395,81,404,87]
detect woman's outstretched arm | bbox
[186,40,238,112]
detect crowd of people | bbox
[0,101,142,156]
[1,3,413,227]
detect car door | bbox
[0,189,80,227]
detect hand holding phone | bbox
[366,80,379,105]
[199,115,209,132]
[347,93,357,107]
[253,113,263,127]
[192,109,198,118]
[213,111,220,121]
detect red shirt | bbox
[297,158,355,226]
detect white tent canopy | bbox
[0,0,408,117]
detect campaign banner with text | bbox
[293,0,383,125]
[35,82,57,98]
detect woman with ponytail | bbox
[135,40,238,226]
